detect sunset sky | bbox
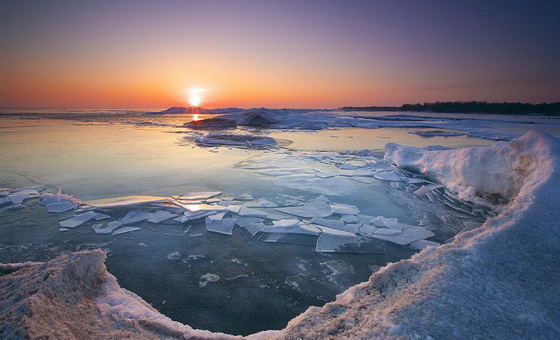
[1,0,558,109]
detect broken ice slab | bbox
[59,228,69,232]
[337,170,355,177]
[331,203,360,215]
[177,191,222,201]
[93,213,111,221]
[46,201,78,213]
[272,219,300,227]
[352,168,374,177]
[310,217,345,230]
[112,227,141,236]
[243,198,278,208]
[234,193,253,201]
[274,194,305,207]
[275,195,332,218]
[315,173,335,179]
[8,191,34,204]
[261,222,321,236]
[92,221,123,234]
[373,171,405,182]
[315,226,383,253]
[369,216,403,230]
[409,239,440,250]
[0,197,12,208]
[359,225,435,246]
[239,222,265,240]
[205,216,238,235]
[179,210,217,223]
[259,233,287,243]
[6,204,24,211]
[174,202,226,212]
[236,217,265,227]
[225,205,242,214]
[121,210,153,225]
[341,214,359,223]
[341,223,362,234]
[238,206,268,218]
[147,210,178,223]
[59,211,97,228]
[218,200,235,207]
[82,195,170,209]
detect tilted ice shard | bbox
[177,191,222,201]
[234,193,253,201]
[121,210,153,225]
[310,217,345,230]
[112,227,141,235]
[238,206,268,217]
[409,239,440,250]
[275,195,333,218]
[93,213,111,221]
[315,226,367,253]
[8,192,30,204]
[272,219,300,227]
[92,221,122,234]
[239,222,265,240]
[359,225,435,245]
[331,203,360,215]
[45,201,78,213]
[341,214,359,223]
[373,171,405,182]
[83,196,170,209]
[205,216,238,235]
[59,211,97,228]
[243,198,278,208]
[147,210,178,223]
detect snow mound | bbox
[384,133,535,204]
[0,250,237,339]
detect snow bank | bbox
[2,130,558,339]
[0,250,238,339]
[384,137,527,203]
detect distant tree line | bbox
[340,101,560,115]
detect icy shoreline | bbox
[1,130,559,339]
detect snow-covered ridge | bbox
[384,138,528,205]
[1,130,558,339]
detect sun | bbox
[188,87,206,107]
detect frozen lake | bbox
[1,109,558,335]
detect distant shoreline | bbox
[340,101,560,115]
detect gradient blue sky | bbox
[1,0,558,108]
